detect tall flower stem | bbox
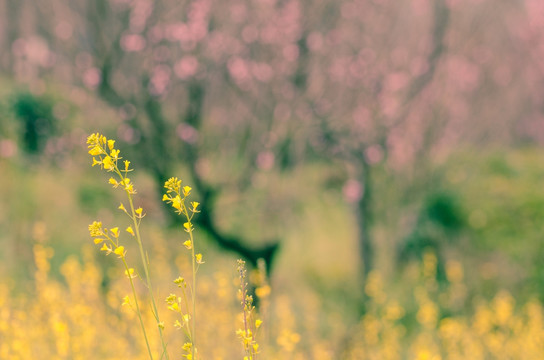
[125,184,170,360]
[122,259,154,360]
[187,221,197,360]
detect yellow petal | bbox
[110,227,119,237]
[88,146,102,156]
[114,246,125,258]
[103,156,114,170]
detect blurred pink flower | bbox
[174,56,199,79]
[83,67,101,89]
[121,33,146,52]
[343,179,363,203]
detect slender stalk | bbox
[87,134,170,359]
[188,226,196,360]
[126,192,170,360]
[122,259,154,360]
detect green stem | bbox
[180,284,193,340]
[127,193,170,360]
[122,259,154,360]
[189,226,196,360]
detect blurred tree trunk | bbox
[356,160,373,287]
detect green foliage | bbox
[11,92,57,154]
[443,148,544,298]
[425,191,465,231]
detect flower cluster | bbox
[162,177,202,263]
[86,132,168,360]
[163,177,202,360]
[86,132,135,194]
[237,260,262,359]
[88,221,127,260]
[166,277,195,359]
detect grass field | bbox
[1,132,544,359]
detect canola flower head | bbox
[114,246,125,258]
[88,221,103,237]
[165,294,177,304]
[87,133,108,157]
[164,177,182,193]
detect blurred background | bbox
[1,0,544,358]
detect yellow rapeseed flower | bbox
[88,146,103,156]
[100,243,111,254]
[114,246,125,258]
[173,196,183,211]
[110,227,119,238]
[88,221,103,237]
[125,268,136,278]
[102,156,114,170]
